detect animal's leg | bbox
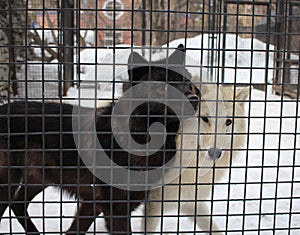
[142,185,181,235]
[66,201,102,235]
[0,165,20,224]
[183,202,223,235]
[102,202,132,235]
[0,185,9,223]
[142,200,163,234]
[0,185,25,227]
[11,185,41,234]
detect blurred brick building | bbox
[77,0,199,46]
[32,0,296,48]
[32,0,203,47]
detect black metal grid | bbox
[0,0,299,234]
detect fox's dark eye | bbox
[226,119,232,126]
[201,117,209,123]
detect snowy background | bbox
[1,34,299,234]
[17,33,299,103]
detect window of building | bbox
[103,0,124,20]
[104,30,122,46]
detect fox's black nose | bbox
[187,94,199,110]
[208,147,222,160]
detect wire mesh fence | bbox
[0,0,299,234]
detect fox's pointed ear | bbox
[127,52,149,89]
[236,86,251,101]
[236,86,251,107]
[176,44,185,52]
[126,52,149,91]
[191,75,201,96]
[199,83,211,96]
[167,44,186,65]
[127,51,148,71]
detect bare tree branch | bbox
[45,11,59,47]
[29,29,58,62]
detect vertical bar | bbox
[7,1,17,96]
[285,2,292,90]
[221,1,227,83]
[142,0,146,56]
[275,0,285,94]
[62,0,74,96]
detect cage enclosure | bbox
[0,0,299,234]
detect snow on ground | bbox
[1,89,299,234]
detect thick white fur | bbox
[142,84,250,234]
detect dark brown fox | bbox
[0,45,199,235]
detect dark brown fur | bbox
[0,45,199,234]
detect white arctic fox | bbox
[142,84,250,234]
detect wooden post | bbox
[62,0,74,96]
